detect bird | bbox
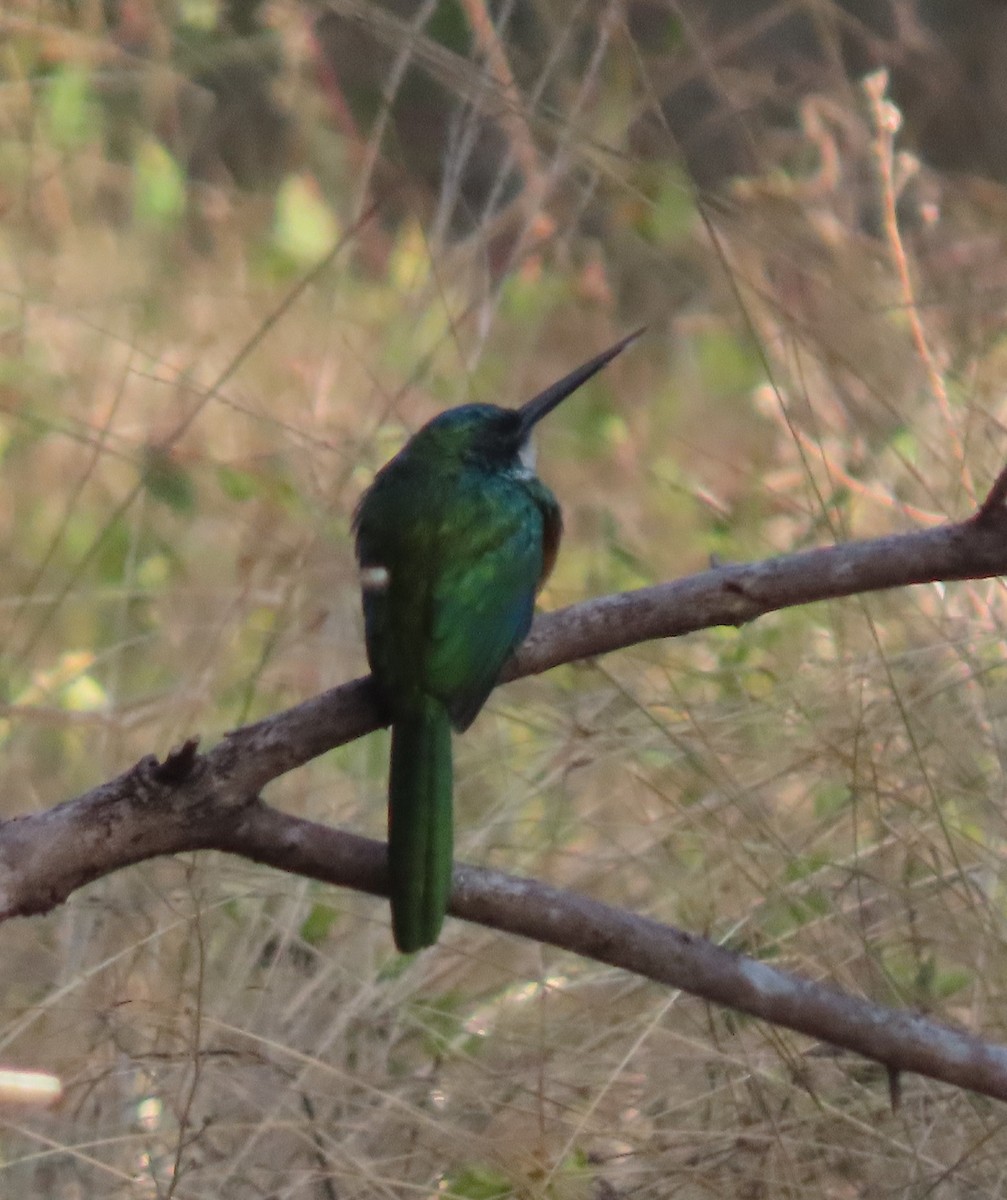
[353,329,642,951]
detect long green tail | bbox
[388,699,453,952]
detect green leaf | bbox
[62,673,109,713]
[783,850,830,884]
[418,992,468,1057]
[273,173,339,267]
[133,139,187,227]
[180,0,220,30]
[136,552,171,590]
[217,465,260,502]
[426,0,470,54]
[300,903,340,946]
[91,514,133,584]
[931,967,972,1000]
[440,1164,511,1200]
[646,166,696,244]
[888,425,919,465]
[761,891,829,939]
[142,447,196,514]
[814,781,852,820]
[376,947,415,982]
[44,66,97,149]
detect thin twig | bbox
[863,70,975,503]
[457,0,543,191]
[975,460,1007,524]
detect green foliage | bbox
[375,945,416,983]
[759,889,831,942]
[813,780,853,820]
[440,1164,511,1200]
[639,165,697,245]
[216,464,259,502]
[884,950,973,1006]
[133,139,188,228]
[783,849,833,883]
[88,512,135,583]
[141,447,196,513]
[413,991,483,1059]
[271,174,340,270]
[299,901,340,946]
[180,0,220,31]
[425,0,471,55]
[440,1148,592,1200]
[43,66,98,149]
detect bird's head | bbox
[407,403,526,472]
[399,328,644,473]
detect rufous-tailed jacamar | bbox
[354,330,641,951]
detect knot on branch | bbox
[151,738,201,785]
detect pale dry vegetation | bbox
[3,1,1007,1196]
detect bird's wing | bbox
[426,494,544,732]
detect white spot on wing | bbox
[360,565,390,591]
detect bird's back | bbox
[355,451,554,730]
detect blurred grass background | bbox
[5,1,1007,1195]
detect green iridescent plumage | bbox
[354,331,641,951]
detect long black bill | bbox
[517,327,645,437]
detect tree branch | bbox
[3,498,1007,1098]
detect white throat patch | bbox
[360,565,390,591]
[517,437,537,476]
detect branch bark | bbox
[3,501,1007,1098]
